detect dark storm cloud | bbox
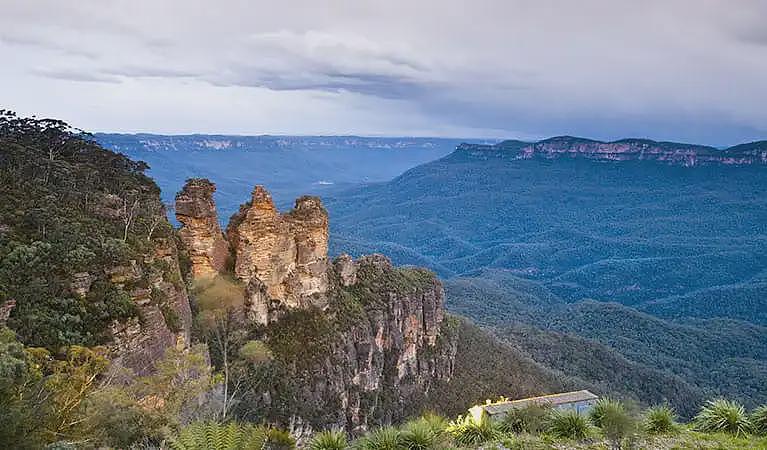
[1,0,765,143]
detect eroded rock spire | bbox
[175,179,229,279]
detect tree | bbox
[194,276,248,420]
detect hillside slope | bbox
[444,271,767,413]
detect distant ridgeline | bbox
[455,136,767,166]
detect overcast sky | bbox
[1,0,766,145]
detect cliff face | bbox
[457,137,767,167]
[175,180,456,432]
[227,186,329,322]
[175,179,230,279]
[256,254,457,433]
[107,238,192,376]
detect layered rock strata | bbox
[175,178,229,279]
[227,186,329,320]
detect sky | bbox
[1,0,766,146]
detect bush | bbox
[446,414,499,446]
[589,398,623,428]
[644,405,678,434]
[399,419,441,449]
[546,410,591,440]
[355,427,401,450]
[497,404,551,435]
[308,430,347,450]
[750,405,767,436]
[169,422,268,450]
[597,401,638,448]
[693,399,752,436]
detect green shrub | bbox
[589,398,623,428]
[308,430,348,450]
[597,401,638,448]
[399,419,440,449]
[644,405,678,434]
[266,428,297,449]
[497,404,551,434]
[750,405,767,436]
[169,422,295,450]
[169,422,268,450]
[693,399,752,436]
[355,426,401,450]
[546,410,591,440]
[446,414,499,445]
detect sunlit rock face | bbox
[227,186,329,314]
[175,179,229,279]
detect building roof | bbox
[483,390,598,415]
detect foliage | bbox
[168,421,294,450]
[399,418,443,450]
[693,399,752,436]
[307,430,348,450]
[355,427,401,450]
[446,414,499,446]
[589,398,624,429]
[82,345,214,447]
[497,404,552,435]
[752,405,767,436]
[0,110,172,350]
[0,328,111,448]
[644,405,678,434]
[593,400,638,449]
[546,410,591,440]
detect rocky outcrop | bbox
[107,238,192,376]
[227,186,329,316]
[173,180,457,431]
[457,137,767,167]
[254,254,457,433]
[175,179,229,279]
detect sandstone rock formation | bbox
[227,186,329,317]
[173,180,457,431]
[255,254,456,433]
[175,179,229,279]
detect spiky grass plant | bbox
[497,404,551,435]
[355,426,401,450]
[546,410,591,440]
[446,414,499,446]
[589,398,624,428]
[399,419,439,450]
[644,405,678,434]
[693,399,752,436]
[308,430,348,450]
[750,405,767,436]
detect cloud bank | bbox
[1,0,765,144]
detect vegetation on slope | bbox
[444,270,767,413]
[0,110,176,349]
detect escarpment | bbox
[457,137,767,166]
[175,179,457,431]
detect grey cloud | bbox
[1,0,766,144]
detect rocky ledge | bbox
[457,137,767,167]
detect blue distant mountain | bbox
[95,133,490,220]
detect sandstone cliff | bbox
[227,186,329,323]
[457,137,767,167]
[174,180,457,432]
[175,178,229,279]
